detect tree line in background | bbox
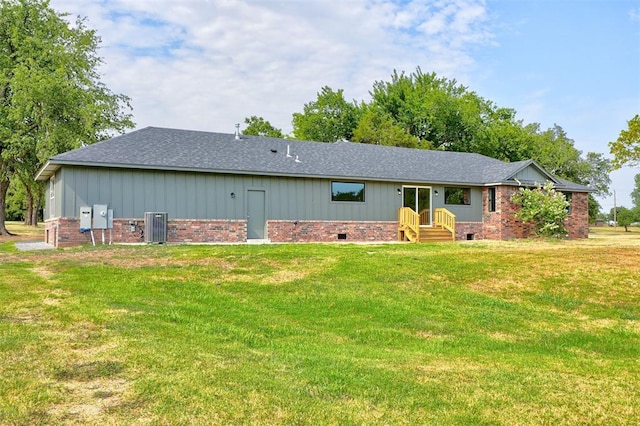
[2,1,639,232]
[244,68,631,222]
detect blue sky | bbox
[51,0,639,210]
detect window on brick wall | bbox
[563,192,573,214]
[488,187,496,212]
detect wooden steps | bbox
[419,226,453,242]
[398,225,453,242]
[398,207,455,243]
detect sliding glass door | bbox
[403,187,431,226]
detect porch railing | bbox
[434,208,456,241]
[398,207,420,242]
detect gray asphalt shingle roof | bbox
[37,126,591,191]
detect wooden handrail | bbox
[418,209,430,225]
[398,207,420,241]
[434,208,456,241]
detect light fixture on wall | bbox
[230,192,236,199]
[434,190,439,196]
[397,188,402,195]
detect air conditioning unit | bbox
[144,212,168,243]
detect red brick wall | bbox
[482,186,589,240]
[566,192,589,238]
[168,220,246,243]
[44,189,589,247]
[45,218,95,247]
[268,220,397,242]
[45,217,247,247]
[456,222,484,240]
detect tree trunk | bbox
[32,184,43,226]
[24,185,34,226]
[0,177,13,236]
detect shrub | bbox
[511,181,570,238]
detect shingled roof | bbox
[36,126,591,191]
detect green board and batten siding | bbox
[53,167,447,222]
[48,167,486,224]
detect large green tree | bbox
[609,114,640,169]
[352,108,420,148]
[631,173,640,209]
[0,0,133,234]
[242,116,284,138]
[369,68,490,152]
[613,206,639,232]
[292,86,361,142]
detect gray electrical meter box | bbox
[80,206,92,230]
[107,209,114,229]
[93,204,108,229]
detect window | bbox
[488,187,496,212]
[49,176,55,199]
[445,187,471,205]
[331,181,365,202]
[564,192,572,214]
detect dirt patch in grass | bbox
[48,377,130,423]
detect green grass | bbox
[1,237,639,425]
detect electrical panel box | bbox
[80,206,92,230]
[93,204,108,229]
[107,209,114,229]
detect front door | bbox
[247,189,266,239]
[403,187,431,226]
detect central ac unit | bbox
[144,212,168,243]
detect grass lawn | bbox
[1,229,639,424]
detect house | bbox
[35,126,591,247]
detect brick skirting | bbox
[456,222,484,240]
[267,220,398,243]
[45,217,246,247]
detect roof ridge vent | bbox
[234,123,241,140]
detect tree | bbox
[352,108,420,148]
[510,181,570,238]
[614,206,639,232]
[242,116,284,138]
[369,68,490,152]
[0,0,133,234]
[631,173,640,209]
[292,86,361,142]
[609,114,640,169]
[583,152,612,197]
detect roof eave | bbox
[35,161,60,181]
[37,160,491,187]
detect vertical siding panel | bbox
[110,170,123,218]
[165,172,176,218]
[204,174,214,218]
[184,173,195,218]
[306,179,314,220]
[175,173,187,219]
[86,169,99,210]
[227,175,239,219]
[142,171,151,212]
[153,172,165,214]
[132,171,145,217]
[56,170,66,218]
[195,174,206,219]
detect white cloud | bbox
[50,0,495,133]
